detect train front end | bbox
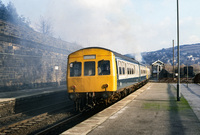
[67,48,117,110]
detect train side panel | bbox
[140,65,147,80]
[116,58,140,89]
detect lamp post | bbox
[177,0,181,101]
[55,66,59,86]
[172,40,175,79]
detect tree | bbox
[37,16,53,36]
[0,1,30,27]
[6,2,18,23]
[164,64,173,73]
[0,0,8,21]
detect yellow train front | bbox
[67,47,150,111]
[67,47,117,111]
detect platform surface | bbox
[62,83,200,135]
[0,85,66,102]
[173,83,200,122]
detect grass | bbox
[143,96,191,112]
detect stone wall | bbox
[0,20,82,91]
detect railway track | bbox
[0,101,74,135]
[34,105,106,135]
[35,111,83,135]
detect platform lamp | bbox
[177,0,181,101]
[55,66,59,86]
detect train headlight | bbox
[102,84,108,89]
[71,85,76,91]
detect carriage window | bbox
[122,67,125,75]
[70,62,82,77]
[98,60,110,75]
[119,67,122,75]
[84,61,95,76]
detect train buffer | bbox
[62,83,200,135]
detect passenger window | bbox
[84,61,95,76]
[98,60,110,75]
[70,62,82,77]
[123,67,125,75]
[119,67,122,75]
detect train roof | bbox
[70,47,140,64]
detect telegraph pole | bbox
[187,64,188,88]
[173,40,175,78]
[177,0,181,101]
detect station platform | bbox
[0,85,67,103]
[0,85,69,117]
[62,83,200,135]
[0,85,67,99]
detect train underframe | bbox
[69,79,148,112]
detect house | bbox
[151,60,164,79]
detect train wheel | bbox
[79,98,85,112]
[114,93,121,101]
[126,88,130,95]
[74,100,79,112]
[74,98,85,112]
[121,91,125,98]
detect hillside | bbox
[128,43,200,66]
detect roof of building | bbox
[152,60,164,66]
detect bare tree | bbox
[164,64,173,73]
[38,16,53,36]
[192,64,200,74]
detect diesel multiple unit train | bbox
[67,47,150,111]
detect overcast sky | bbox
[2,0,200,54]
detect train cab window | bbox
[84,61,95,76]
[70,62,82,77]
[98,60,110,75]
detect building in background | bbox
[151,60,164,80]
